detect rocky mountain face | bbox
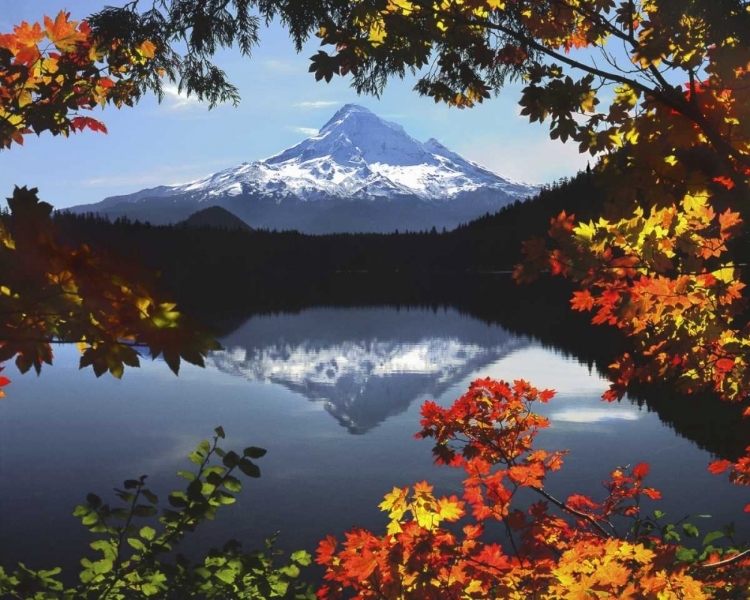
[69,104,539,233]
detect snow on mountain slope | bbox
[72,104,540,233]
[207,307,531,433]
[170,104,533,202]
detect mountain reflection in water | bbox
[1,305,748,582]
[209,307,530,433]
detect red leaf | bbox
[70,116,108,134]
[713,175,735,190]
[708,460,732,475]
[632,463,650,479]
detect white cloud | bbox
[81,158,242,189]
[261,59,302,74]
[287,126,319,136]
[482,346,611,396]
[161,85,204,110]
[293,100,341,109]
[460,135,592,185]
[549,408,641,423]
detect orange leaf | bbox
[12,21,44,47]
[571,289,595,311]
[44,11,82,52]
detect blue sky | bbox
[1,1,590,209]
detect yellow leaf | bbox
[386,520,402,535]
[138,40,156,59]
[436,496,464,521]
[608,132,623,147]
[714,266,735,283]
[379,486,408,521]
[580,90,597,113]
[681,192,708,212]
[135,297,151,315]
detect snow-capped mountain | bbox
[208,307,531,433]
[69,104,539,233]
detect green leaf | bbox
[206,472,223,486]
[222,450,241,468]
[665,530,681,542]
[197,440,211,455]
[140,526,156,541]
[238,458,261,478]
[111,508,131,520]
[675,547,698,562]
[127,537,146,552]
[653,510,665,519]
[187,479,204,501]
[89,540,117,561]
[215,491,236,505]
[142,583,160,596]
[243,446,267,459]
[215,568,236,584]
[291,550,312,566]
[133,504,158,518]
[115,490,136,503]
[86,493,102,508]
[92,559,114,574]
[703,530,724,546]
[280,563,300,578]
[160,509,181,526]
[223,475,242,493]
[682,523,700,538]
[168,492,189,508]
[37,567,62,578]
[142,489,158,504]
[81,512,99,526]
[176,470,196,481]
[214,426,225,439]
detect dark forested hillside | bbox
[53,170,603,290]
[40,169,750,459]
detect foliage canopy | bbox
[2,2,750,598]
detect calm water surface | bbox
[1,306,747,579]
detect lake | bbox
[1,305,748,583]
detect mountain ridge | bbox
[68,104,540,233]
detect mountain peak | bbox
[330,103,372,118]
[319,103,406,138]
[71,103,540,233]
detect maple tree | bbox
[0,184,219,399]
[0,12,221,398]
[89,0,750,408]
[296,0,750,397]
[317,378,750,598]
[293,0,750,520]
[4,2,750,597]
[0,10,164,149]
